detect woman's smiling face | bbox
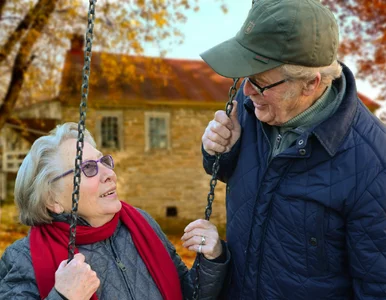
[54,139,121,227]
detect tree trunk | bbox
[0,0,56,130]
[0,0,56,64]
[0,1,6,21]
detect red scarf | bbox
[30,201,183,300]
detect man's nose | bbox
[243,78,258,96]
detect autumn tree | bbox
[0,0,224,130]
[322,0,386,101]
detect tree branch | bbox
[0,0,56,130]
[0,0,6,21]
[0,0,57,65]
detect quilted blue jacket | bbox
[203,64,386,299]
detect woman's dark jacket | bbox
[203,64,386,299]
[0,209,229,299]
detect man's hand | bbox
[202,100,241,156]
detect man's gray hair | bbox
[14,122,96,226]
[280,60,343,87]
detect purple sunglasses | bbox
[51,155,114,183]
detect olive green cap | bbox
[200,0,339,78]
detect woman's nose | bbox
[100,164,116,182]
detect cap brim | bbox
[200,37,283,78]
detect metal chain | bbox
[192,78,239,300]
[68,0,97,262]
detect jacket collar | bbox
[312,63,357,156]
[243,63,358,156]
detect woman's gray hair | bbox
[14,122,96,226]
[280,60,343,87]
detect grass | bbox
[0,203,196,268]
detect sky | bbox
[143,1,381,100]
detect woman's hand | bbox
[181,219,223,260]
[54,253,100,300]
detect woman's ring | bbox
[200,235,206,245]
[198,244,202,254]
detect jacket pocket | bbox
[305,201,328,275]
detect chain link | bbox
[192,78,239,300]
[68,0,97,262]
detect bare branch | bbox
[0,0,56,129]
[0,0,58,65]
[0,1,7,20]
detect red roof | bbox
[59,36,379,111]
[358,92,380,112]
[59,44,236,108]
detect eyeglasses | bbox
[51,155,114,183]
[246,77,287,95]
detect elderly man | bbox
[201,0,386,299]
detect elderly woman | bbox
[0,122,229,300]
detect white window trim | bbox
[95,111,123,150]
[144,111,171,152]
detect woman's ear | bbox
[302,73,322,96]
[46,200,64,214]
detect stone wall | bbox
[62,106,227,230]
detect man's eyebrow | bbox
[251,75,268,83]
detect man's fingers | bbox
[214,110,234,131]
[203,139,226,154]
[206,129,230,146]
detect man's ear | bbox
[302,73,322,96]
[46,200,64,214]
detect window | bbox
[96,111,123,150]
[101,117,119,149]
[166,206,178,217]
[145,112,170,151]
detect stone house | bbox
[0,36,381,229]
[1,37,236,228]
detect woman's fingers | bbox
[182,234,209,248]
[181,219,223,259]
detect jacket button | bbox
[309,237,318,246]
[226,186,230,192]
[298,139,304,146]
[299,149,307,156]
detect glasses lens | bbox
[82,161,98,177]
[100,155,114,169]
[248,78,263,95]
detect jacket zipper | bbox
[108,237,135,299]
[275,134,282,150]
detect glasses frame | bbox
[246,77,287,95]
[50,155,114,183]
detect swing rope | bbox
[68,0,96,262]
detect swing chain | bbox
[204,78,239,221]
[68,0,97,262]
[192,78,239,300]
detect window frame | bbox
[95,111,123,151]
[144,111,171,152]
